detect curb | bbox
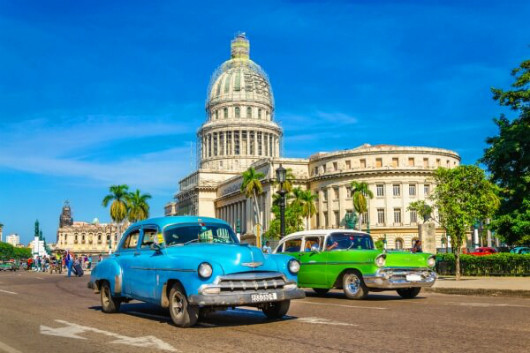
[425,287,530,298]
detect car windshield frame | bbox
[325,232,374,250]
[163,222,239,247]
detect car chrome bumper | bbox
[363,268,437,289]
[188,286,305,306]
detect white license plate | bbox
[406,274,422,282]
[250,293,278,302]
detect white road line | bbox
[0,340,24,353]
[296,300,387,310]
[41,320,178,352]
[0,289,17,295]
[296,317,356,326]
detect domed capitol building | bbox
[166,33,460,250]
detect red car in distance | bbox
[469,247,498,256]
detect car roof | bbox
[130,216,230,230]
[279,229,371,242]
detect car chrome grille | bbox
[217,273,286,293]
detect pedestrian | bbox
[412,240,423,253]
[65,251,73,277]
[262,241,272,254]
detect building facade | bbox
[167,34,461,249]
[55,202,122,254]
[6,234,20,247]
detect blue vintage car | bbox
[88,216,304,327]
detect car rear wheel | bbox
[262,300,290,319]
[342,271,368,300]
[312,288,330,296]
[396,287,421,299]
[168,283,198,327]
[100,282,121,313]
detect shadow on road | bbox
[304,290,428,301]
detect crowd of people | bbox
[26,252,102,276]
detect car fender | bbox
[90,258,123,295]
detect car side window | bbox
[122,229,140,249]
[304,236,323,252]
[141,227,158,248]
[283,238,302,253]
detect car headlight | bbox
[427,256,436,268]
[198,262,213,279]
[375,254,386,267]
[288,259,300,274]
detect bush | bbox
[436,253,530,276]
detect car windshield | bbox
[326,233,374,250]
[164,223,238,247]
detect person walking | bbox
[65,251,73,277]
[262,241,272,254]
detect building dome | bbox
[206,34,274,110]
[198,33,282,172]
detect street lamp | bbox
[276,164,287,238]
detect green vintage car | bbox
[275,230,436,299]
[0,260,18,271]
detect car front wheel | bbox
[342,271,368,299]
[100,282,121,313]
[168,283,198,327]
[396,287,421,299]
[262,300,290,319]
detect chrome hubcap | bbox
[345,274,360,294]
[171,292,184,316]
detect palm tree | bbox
[350,181,374,231]
[241,167,265,228]
[300,189,317,230]
[126,189,152,222]
[102,184,129,249]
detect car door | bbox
[129,225,160,301]
[116,227,141,297]
[297,235,327,286]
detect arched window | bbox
[234,70,241,91]
[215,110,218,120]
[258,109,262,119]
[216,79,222,96]
[224,73,231,93]
[223,107,228,119]
[247,106,252,118]
[235,106,240,118]
[395,238,403,250]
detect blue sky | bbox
[1,0,529,245]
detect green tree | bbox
[432,166,500,280]
[126,189,152,222]
[407,200,433,223]
[300,189,318,230]
[241,167,265,230]
[102,184,129,248]
[481,58,530,245]
[350,181,374,231]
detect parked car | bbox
[88,216,305,327]
[274,230,436,299]
[0,260,17,271]
[510,247,530,255]
[469,247,498,256]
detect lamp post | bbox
[276,164,287,238]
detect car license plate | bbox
[406,274,422,282]
[251,293,278,302]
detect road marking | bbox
[0,340,24,353]
[40,320,178,352]
[296,300,386,310]
[296,317,356,326]
[0,289,17,295]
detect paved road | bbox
[1,271,529,353]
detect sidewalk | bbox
[425,276,530,298]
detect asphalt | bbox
[426,275,530,298]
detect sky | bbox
[1,0,529,245]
